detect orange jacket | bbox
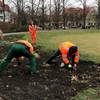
[28,25,37,44]
[16,40,34,54]
[29,25,37,33]
[59,42,79,64]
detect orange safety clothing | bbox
[59,42,79,64]
[28,25,37,44]
[16,40,34,54]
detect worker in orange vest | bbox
[45,42,79,71]
[0,40,38,74]
[28,22,37,45]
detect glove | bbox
[34,53,40,58]
[73,64,77,71]
[68,64,72,68]
[60,62,65,67]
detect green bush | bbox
[17,25,28,32]
[0,22,28,33]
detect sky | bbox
[5,0,96,5]
[65,0,96,8]
[4,0,97,12]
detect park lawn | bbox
[71,87,100,100]
[23,29,100,63]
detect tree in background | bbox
[29,0,41,25]
[9,0,27,25]
[62,0,69,29]
[78,0,88,29]
[53,0,62,29]
[2,0,5,23]
[7,0,98,30]
[62,0,65,29]
[41,0,45,30]
[97,0,100,28]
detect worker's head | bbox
[68,46,78,57]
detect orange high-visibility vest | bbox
[16,40,34,54]
[59,42,79,64]
[28,25,37,44]
[74,51,79,63]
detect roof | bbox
[65,7,94,15]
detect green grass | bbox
[23,29,100,63]
[71,87,100,100]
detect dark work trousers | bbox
[46,49,75,66]
[0,44,36,73]
[46,49,61,64]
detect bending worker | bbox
[0,40,37,74]
[45,41,79,71]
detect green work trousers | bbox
[46,49,75,65]
[0,44,36,73]
[46,49,61,64]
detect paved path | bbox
[3,32,26,36]
[3,29,66,36]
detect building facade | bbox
[0,0,11,22]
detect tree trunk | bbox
[2,0,5,23]
[97,1,100,29]
[63,0,65,29]
[42,0,45,30]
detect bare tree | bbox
[25,0,41,25]
[62,0,65,29]
[78,0,88,29]
[53,0,62,29]
[41,0,45,30]
[62,0,69,29]
[9,0,27,25]
[97,0,100,28]
[2,0,5,23]
[29,0,36,23]
[49,0,52,29]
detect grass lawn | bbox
[71,87,100,100]
[23,29,100,100]
[1,29,99,100]
[23,29,100,63]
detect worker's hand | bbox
[34,53,40,58]
[60,62,65,67]
[73,63,77,71]
[68,64,72,68]
[74,63,77,67]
